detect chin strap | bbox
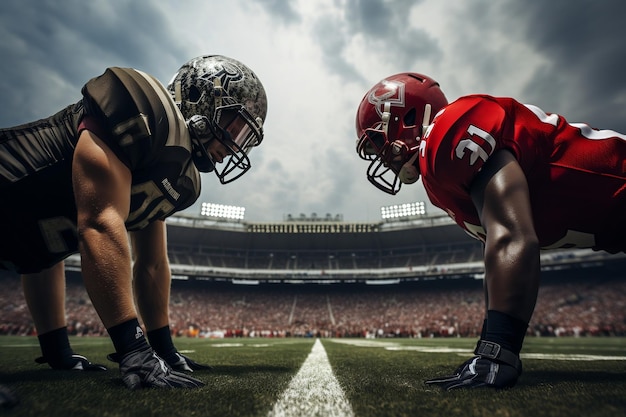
[187,115,216,173]
[421,103,432,133]
[398,150,420,184]
[397,103,433,185]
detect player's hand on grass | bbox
[166,352,212,372]
[425,340,522,390]
[117,347,205,390]
[35,353,107,371]
[425,356,519,389]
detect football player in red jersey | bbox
[0,55,267,390]
[355,73,626,389]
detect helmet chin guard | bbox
[187,115,216,173]
[398,150,420,184]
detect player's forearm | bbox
[130,221,172,330]
[133,259,171,330]
[78,223,138,329]
[483,235,540,323]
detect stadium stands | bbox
[3,213,625,339]
[1,265,625,340]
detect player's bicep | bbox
[469,150,536,242]
[72,130,132,229]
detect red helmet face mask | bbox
[355,73,448,194]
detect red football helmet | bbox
[355,73,448,194]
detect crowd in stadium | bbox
[1,270,624,339]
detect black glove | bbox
[35,353,107,371]
[167,352,213,372]
[425,340,522,390]
[114,348,205,390]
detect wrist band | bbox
[475,339,523,375]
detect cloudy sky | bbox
[1,0,625,223]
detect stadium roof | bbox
[165,214,478,252]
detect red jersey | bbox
[419,94,626,253]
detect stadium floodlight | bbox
[380,201,426,221]
[201,202,246,220]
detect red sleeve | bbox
[425,95,512,198]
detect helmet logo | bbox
[366,80,406,119]
[200,62,244,92]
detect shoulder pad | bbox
[81,67,189,171]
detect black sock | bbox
[38,327,73,361]
[484,310,528,355]
[107,319,150,356]
[147,325,177,361]
[480,318,488,339]
[474,318,489,352]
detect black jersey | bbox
[0,67,200,273]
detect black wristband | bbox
[38,326,73,362]
[107,319,150,356]
[147,325,177,361]
[475,339,523,375]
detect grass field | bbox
[1,336,625,417]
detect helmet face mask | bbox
[168,55,267,183]
[355,73,448,194]
[358,129,413,194]
[187,111,261,183]
[213,103,264,183]
[215,103,263,153]
[358,127,387,160]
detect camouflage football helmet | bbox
[168,55,267,183]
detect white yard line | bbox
[331,339,626,361]
[520,353,626,361]
[268,339,355,417]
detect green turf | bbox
[327,337,626,417]
[1,336,625,416]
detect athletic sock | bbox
[107,319,150,356]
[473,317,489,352]
[38,326,73,361]
[147,325,178,362]
[484,310,528,355]
[479,318,488,339]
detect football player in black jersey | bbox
[0,55,267,391]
